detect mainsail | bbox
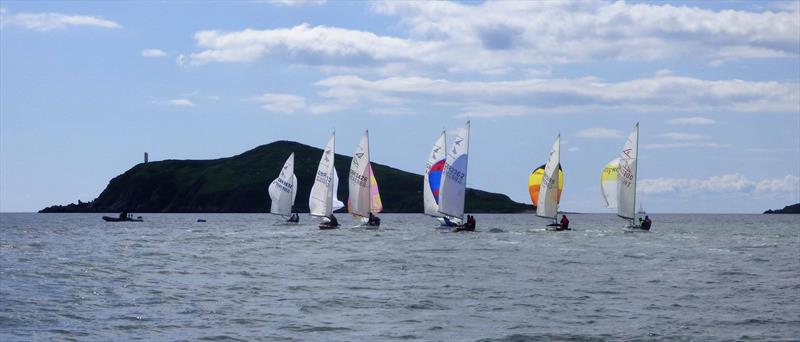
[268,152,297,216]
[309,133,342,217]
[530,135,564,220]
[600,158,620,209]
[348,131,375,218]
[423,131,446,217]
[438,121,470,219]
[617,123,639,221]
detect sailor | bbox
[327,214,338,227]
[119,211,127,219]
[288,213,299,223]
[368,212,380,226]
[641,216,652,230]
[559,215,570,230]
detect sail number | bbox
[444,163,465,184]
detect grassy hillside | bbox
[41,141,531,213]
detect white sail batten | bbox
[348,131,372,218]
[536,135,561,220]
[268,153,297,216]
[309,133,338,217]
[423,131,446,217]
[617,123,639,220]
[438,121,470,219]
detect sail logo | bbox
[323,149,332,163]
[622,148,633,159]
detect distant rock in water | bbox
[40,141,532,214]
[763,203,800,214]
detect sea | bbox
[1,213,798,341]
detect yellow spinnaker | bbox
[528,164,564,207]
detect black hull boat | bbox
[102,216,143,222]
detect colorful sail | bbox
[369,164,382,214]
[423,131,446,217]
[438,121,470,219]
[268,152,297,216]
[309,133,338,217]
[617,123,639,220]
[600,158,619,209]
[536,135,562,219]
[348,131,372,218]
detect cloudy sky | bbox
[1,1,798,213]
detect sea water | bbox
[1,213,798,341]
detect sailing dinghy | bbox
[529,134,566,230]
[437,121,475,231]
[348,130,383,228]
[309,132,345,229]
[268,152,299,224]
[600,123,649,230]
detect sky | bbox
[1,0,798,213]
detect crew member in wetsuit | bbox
[465,215,476,230]
[641,216,652,230]
[119,211,128,220]
[559,215,570,230]
[367,212,380,226]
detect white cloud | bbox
[263,0,326,6]
[658,132,709,141]
[640,174,799,194]
[1,9,121,31]
[575,127,623,139]
[667,116,716,125]
[141,49,167,57]
[167,99,194,106]
[643,142,731,149]
[182,2,799,73]
[251,93,307,114]
[303,75,799,115]
[567,146,580,152]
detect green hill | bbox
[41,141,531,213]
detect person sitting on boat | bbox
[463,215,476,230]
[641,216,652,230]
[559,215,570,230]
[119,211,128,220]
[287,213,299,223]
[367,212,380,226]
[327,214,339,227]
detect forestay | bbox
[268,153,297,216]
[438,121,470,219]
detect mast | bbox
[366,129,371,214]
[555,133,560,225]
[462,120,470,220]
[632,123,639,226]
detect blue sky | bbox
[1,1,798,213]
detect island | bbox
[763,203,800,214]
[41,141,532,213]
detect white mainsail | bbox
[423,131,446,217]
[348,131,372,218]
[536,135,561,220]
[438,121,470,219]
[268,152,297,216]
[309,133,342,217]
[600,158,620,209]
[617,123,639,221]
